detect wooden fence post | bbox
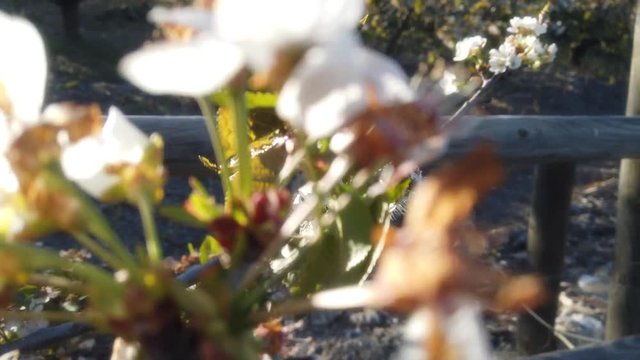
[517,162,575,354]
[606,0,640,340]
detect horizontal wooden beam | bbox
[448,116,640,163]
[130,116,214,177]
[130,115,640,177]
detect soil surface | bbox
[0,1,633,359]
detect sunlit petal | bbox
[277,36,415,139]
[60,137,117,199]
[0,11,47,123]
[102,107,149,164]
[61,107,150,198]
[0,156,18,197]
[147,6,214,32]
[216,0,364,70]
[119,37,244,97]
[311,285,379,309]
[0,112,9,152]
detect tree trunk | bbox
[517,162,575,354]
[54,0,82,40]
[606,0,640,339]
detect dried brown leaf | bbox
[404,144,503,233]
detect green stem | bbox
[42,165,137,270]
[197,97,234,206]
[72,232,128,271]
[28,273,85,293]
[229,89,252,199]
[138,190,162,264]
[0,243,122,296]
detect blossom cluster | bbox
[453,16,557,74]
[120,0,417,143]
[0,12,160,239]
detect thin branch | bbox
[440,74,501,130]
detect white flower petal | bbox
[507,16,547,36]
[119,37,244,97]
[61,137,117,198]
[311,285,378,309]
[0,11,47,123]
[453,36,486,62]
[0,156,18,198]
[438,70,458,95]
[216,0,363,70]
[442,301,492,360]
[147,6,214,32]
[102,107,149,164]
[277,37,414,139]
[0,111,9,152]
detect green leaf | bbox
[245,92,278,109]
[290,230,345,295]
[184,178,221,223]
[158,205,206,229]
[209,90,277,110]
[199,235,224,264]
[288,196,375,295]
[387,177,412,204]
[335,196,375,281]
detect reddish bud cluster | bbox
[207,189,291,256]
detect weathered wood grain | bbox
[606,0,640,340]
[447,115,640,162]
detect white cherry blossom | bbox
[0,11,45,201]
[276,36,415,140]
[507,16,547,36]
[215,0,364,70]
[119,37,245,97]
[61,107,150,198]
[453,36,487,62]
[488,43,522,74]
[0,11,47,126]
[438,70,459,95]
[120,0,365,96]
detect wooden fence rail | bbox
[131,115,640,177]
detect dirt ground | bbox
[0,0,633,359]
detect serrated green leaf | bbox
[198,155,219,173]
[209,90,277,110]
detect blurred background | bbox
[0,0,633,115]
